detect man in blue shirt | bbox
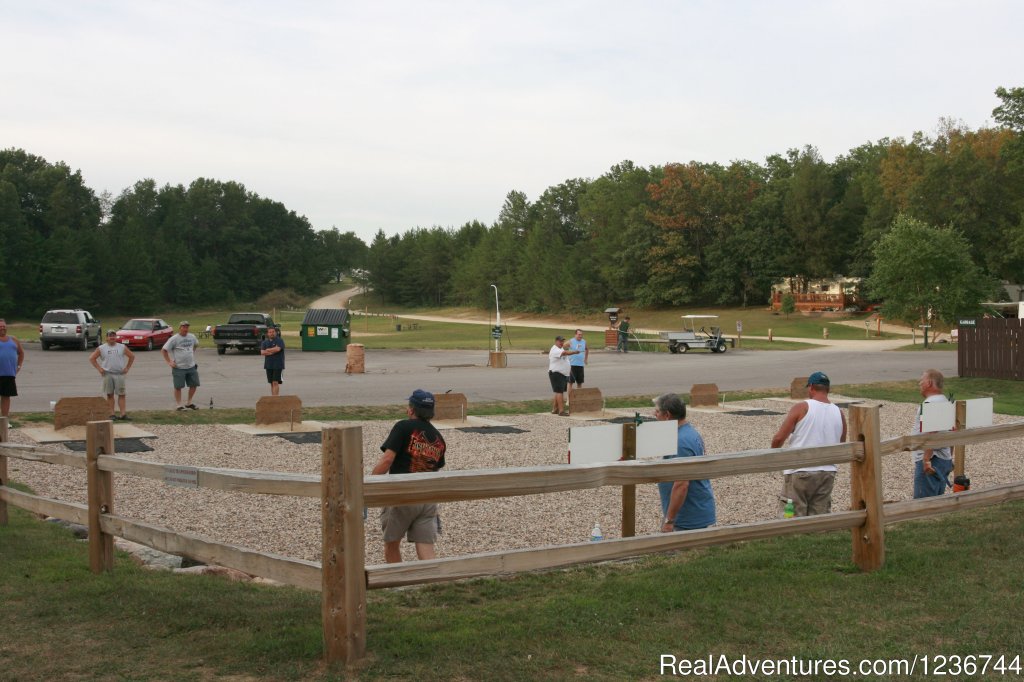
[653,392,716,531]
[260,326,285,396]
[0,319,25,418]
[567,329,589,388]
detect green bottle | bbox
[783,499,795,518]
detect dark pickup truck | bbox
[211,313,280,355]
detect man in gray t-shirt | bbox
[161,321,201,410]
[90,330,135,420]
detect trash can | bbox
[395,324,402,332]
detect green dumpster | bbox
[299,308,351,351]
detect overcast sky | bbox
[3,1,1022,242]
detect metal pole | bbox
[491,284,501,353]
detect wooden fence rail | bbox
[365,511,868,588]
[3,408,1024,668]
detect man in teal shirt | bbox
[568,328,589,387]
[653,392,716,531]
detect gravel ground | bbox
[6,398,1023,566]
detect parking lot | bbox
[11,342,957,413]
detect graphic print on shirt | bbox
[407,428,446,473]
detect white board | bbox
[965,397,994,428]
[921,400,956,432]
[568,424,622,464]
[636,420,678,459]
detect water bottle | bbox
[783,499,795,519]
[590,522,603,542]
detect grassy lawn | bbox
[837,377,1024,416]
[3,496,1024,680]
[347,297,914,341]
[894,342,958,351]
[7,299,906,350]
[6,377,1022,428]
[343,315,819,351]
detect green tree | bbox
[578,161,662,303]
[449,192,529,309]
[867,215,996,325]
[320,228,368,281]
[993,86,1024,131]
[780,293,796,318]
[0,149,101,315]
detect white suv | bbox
[39,309,103,350]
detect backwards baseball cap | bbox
[807,371,830,387]
[179,320,190,327]
[555,335,565,341]
[408,389,435,408]
[107,329,117,337]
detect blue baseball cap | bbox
[807,371,830,387]
[408,389,435,408]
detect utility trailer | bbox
[660,315,730,354]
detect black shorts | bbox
[548,370,568,393]
[265,368,283,384]
[0,376,16,397]
[569,365,584,386]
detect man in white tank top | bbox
[770,371,847,516]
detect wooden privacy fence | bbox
[959,317,1024,380]
[4,407,1024,667]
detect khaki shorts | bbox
[783,471,836,517]
[101,374,127,396]
[381,504,439,543]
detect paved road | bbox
[11,342,957,413]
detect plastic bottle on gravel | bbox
[783,499,795,519]
[590,522,603,542]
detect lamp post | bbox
[491,284,502,353]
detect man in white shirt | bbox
[912,368,953,498]
[770,371,847,516]
[162,321,201,410]
[547,335,580,416]
[89,330,135,420]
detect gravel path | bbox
[6,398,1023,566]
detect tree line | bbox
[367,87,1024,322]
[0,149,367,317]
[3,87,1022,323]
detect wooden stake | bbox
[86,420,115,573]
[953,400,967,480]
[321,426,367,666]
[0,417,9,526]
[847,405,885,571]
[621,422,637,538]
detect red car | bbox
[114,318,174,350]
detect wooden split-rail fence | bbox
[3,406,1024,667]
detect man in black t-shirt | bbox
[259,326,285,396]
[371,389,447,563]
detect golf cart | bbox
[660,315,729,354]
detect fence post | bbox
[847,405,885,571]
[321,426,367,666]
[953,400,967,480]
[621,422,637,538]
[86,420,115,573]
[0,416,8,526]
